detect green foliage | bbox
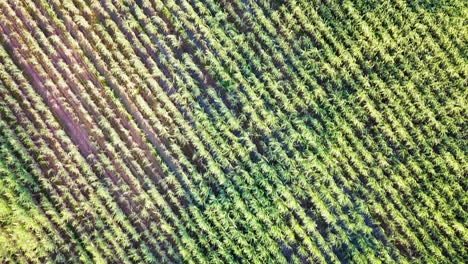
[0,0,466,263]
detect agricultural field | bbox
[0,0,466,263]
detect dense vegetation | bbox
[0,0,466,263]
